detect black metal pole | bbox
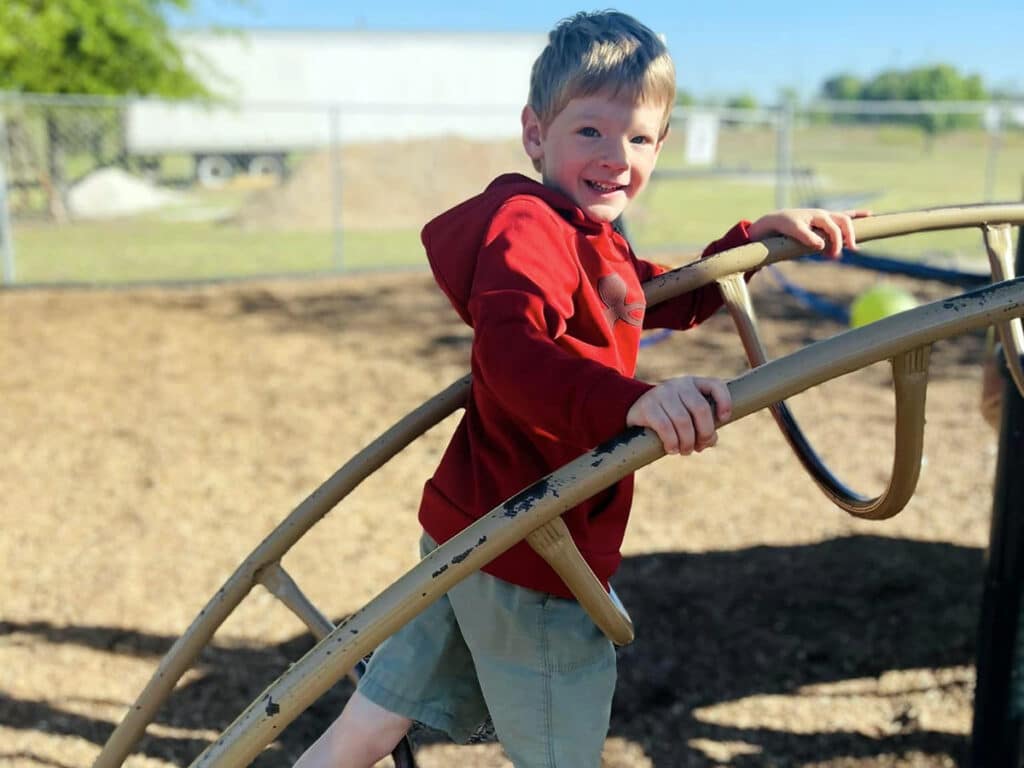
[971,224,1024,767]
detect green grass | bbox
[11,220,424,284]
[6,124,1023,285]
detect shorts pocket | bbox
[540,594,615,673]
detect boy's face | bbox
[522,92,667,224]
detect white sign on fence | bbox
[684,111,720,166]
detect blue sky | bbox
[176,1,1023,103]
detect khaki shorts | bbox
[358,533,616,767]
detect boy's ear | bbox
[521,105,544,166]
[654,123,670,157]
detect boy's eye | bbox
[631,135,653,145]
[578,127,600,137]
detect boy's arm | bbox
[700,220,754,260]
[640,220,751,330]
[641,207,867,330]
[468,201,653,449]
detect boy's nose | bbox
[600,139,629,170]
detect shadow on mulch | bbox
[1,534,983,766]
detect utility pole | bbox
[0,115,15,285]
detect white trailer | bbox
[125,29,546,185]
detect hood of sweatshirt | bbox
[421,173,606,326]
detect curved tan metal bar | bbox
[527,518,635,644]
[984,224,1024,395]
[95,204,1024,767]
[708,212,1024,518]
[716,272,933,520]
[643,203,1024,306]
[188,276,1024,768]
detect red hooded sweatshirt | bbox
[419,173,750,597]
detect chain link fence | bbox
[1,93,1022,286]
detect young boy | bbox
[296,10,860,768]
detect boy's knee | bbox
[326,691,412,766]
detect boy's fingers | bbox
[650,404,685,455]
[827,211,857,251]
[838,214,858,250]
[628,395,683,454]
[661,399,696,455]
[814,216,843,257]
[699,378,733,422]
[796,222,826,251]
[696,432,718,452]
[677,387,715,446]
[644,390,694,455]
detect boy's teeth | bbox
[590,181,619,192]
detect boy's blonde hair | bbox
[528,10,676,136]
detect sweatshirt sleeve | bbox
[641,220,752,330]
[466,199,652,449]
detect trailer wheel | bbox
[195,155,235,188]
[247,154,285,181]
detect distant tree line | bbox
[820,64,987,103]
[819,64,987,132]
[677,63,1021,134]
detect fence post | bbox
[775,102,793,209]
[329,105,344,273]
[970,217,1024,766]
[983,105,1003,202]
[0,114,15,285]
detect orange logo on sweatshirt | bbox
[598,274,644,328]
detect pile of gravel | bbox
[68,167,186,220]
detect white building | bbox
[125,29,547,182]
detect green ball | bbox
[849,284,918,328]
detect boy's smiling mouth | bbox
[586,180,625,194]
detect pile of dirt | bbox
[235,137,537,231]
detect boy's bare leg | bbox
[293,690,412,768]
